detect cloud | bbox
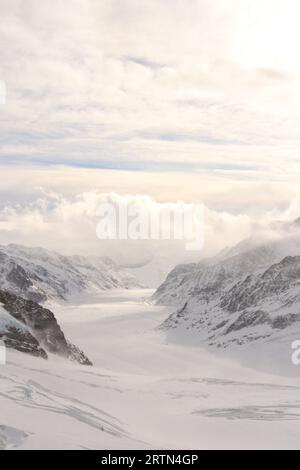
[1,1,300,281]
[0,0,299,175]
[0,186,299,269]
[1,164,300,215]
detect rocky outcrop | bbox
[0,289,92,365]
[0,321,48,359]
[220,257,300,313]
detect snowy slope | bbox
[153,222,300,370]
[0,244,142,302]
[0,290,91,365]
[1,290,300,450]
[153,233,300,306]
[160,256,300,372]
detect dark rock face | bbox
[225,310,270,334]
[0,324,48,359]
[272,313,300,330]
[6,264,32,291]
[221,257,300,313]
[0,289,92,365]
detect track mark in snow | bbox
[194,404,300,421]
[0,425,28,449]
[170,376,300,391]
[0,377,127,438]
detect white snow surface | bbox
[1,289,300,450]
[0,243,142,301]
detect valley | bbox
[1,289,300,450]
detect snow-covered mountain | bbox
[0,244,142,303]
[0,289,92,365]
[153,221,300,373]
[153,229,300,306]
[0,303,46,359]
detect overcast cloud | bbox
[0,1,300,262]
[0,0,300,173]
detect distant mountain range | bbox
[153,219,300,374]
[0,244,142,303]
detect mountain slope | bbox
[154,224,300,373]
[153,231,300,306]
[0,304,47,359]
[0,244,142,302]
[162,256,300,336]
[0,289,92,365]
[159,256,300,374]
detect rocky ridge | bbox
[0,289,92,365]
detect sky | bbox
[0,0,300,264]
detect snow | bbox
[1,289,300,449]
[0,426,28,450]
[151,229,300,377]
[0,243,142,302]
[153,232,300,307]
[124,257,178,288]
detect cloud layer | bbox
[0,0,300,176]
[0,189,299,269]
[1,1,300,268]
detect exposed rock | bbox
[272,313,300,330]
[0,325,48,359]
[225,310,270,334]
[0,289,92,365]
[153,232,300,307]
[156,238,300,351]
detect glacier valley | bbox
[1,289,300,450]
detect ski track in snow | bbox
[1,289,300,449]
